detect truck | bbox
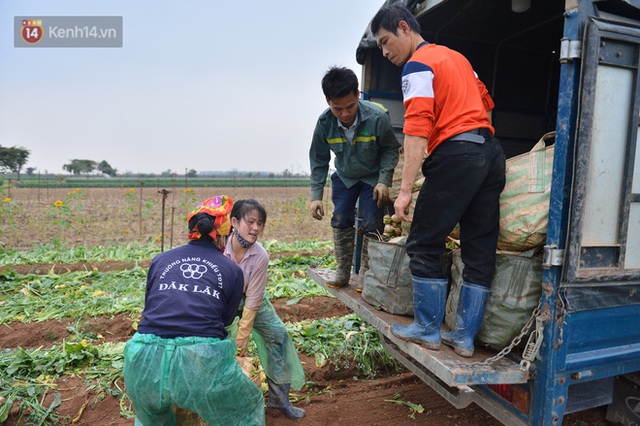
[308,1,640,425]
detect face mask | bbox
[234,228,254,249]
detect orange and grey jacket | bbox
[402,42,494,155]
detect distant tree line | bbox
[0,145,30,180]
[63,159,117,177]
[0,148,120,180]
[1,149,309,181]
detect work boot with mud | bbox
[267,378,306,420]
[326,227,355,289]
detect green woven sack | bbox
[498,132,555,251]
[445,249,543,350]
[362,239,414,316]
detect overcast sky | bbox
[0,1,385,175]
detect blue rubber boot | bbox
[442,281,490,357]
[390,276,448,349]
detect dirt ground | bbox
[0,289,504,426]
[0,290,609,426]
[0,187,610,425]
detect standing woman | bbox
[124,196,265,426]
[224,198,307,420]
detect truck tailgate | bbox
[308,267,530,387]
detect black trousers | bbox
[406,131,506,286]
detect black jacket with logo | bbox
[138,240,244,338]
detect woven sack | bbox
[497,131,555,251]
[362,239,414,316]
[445,249,543,350]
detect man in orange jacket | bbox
[371,4,506,357]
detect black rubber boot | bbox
[266,378,306,420]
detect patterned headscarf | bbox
[187,195,233,241]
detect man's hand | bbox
[394,191,413,222]
[310,200,324,220]
[373,183,390,208]
[393,134,427,223]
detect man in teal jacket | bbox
[309,66,400,290]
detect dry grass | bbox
[1,186,333,250]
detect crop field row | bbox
[0,186,413,425]
[0,239,400,425]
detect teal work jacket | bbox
[309,100,400,201]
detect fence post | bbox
[139,181,145,238]
[170,206,176,250]
[159,189,171,252]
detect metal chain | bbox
[456,296,545,369]
[554,289,569,349]
[520,314,546,372]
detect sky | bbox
[0,1,385,176]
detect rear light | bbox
[487,383,530,413]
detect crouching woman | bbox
[225,199,306,420]
[123,196,265,426]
